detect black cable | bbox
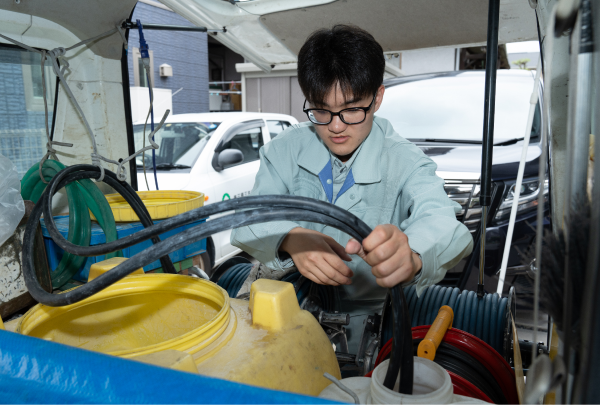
[434,343,507,404]
[25,168,368,306]
[42,166,372,257]
[24,165,413,392]
[25,205,366,306]
[42,166,177,273]
[535,9,545,78]
[383,286,413,394]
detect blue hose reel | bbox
[381,284,514,358]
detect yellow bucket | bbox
[92,190,205,222]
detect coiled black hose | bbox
[23,165,413,393]
[411,339,508,404]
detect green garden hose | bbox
[21,160,121,288]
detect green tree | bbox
[512,58,531,70]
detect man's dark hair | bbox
[297,24,385,106]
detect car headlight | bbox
[494,178,549,223]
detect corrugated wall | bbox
[127,2,209,114]
[245,76,306,123]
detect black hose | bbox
[41,166,177,273]
[26,206,365,306]
[424,341,507,404]
[383,286,413,394]
[42,167,371,257]
[23,165,413,393]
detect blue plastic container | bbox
[40,216,207,282]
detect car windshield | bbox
[134,122,220,169]
[377,72,539,143]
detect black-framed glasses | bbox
[303,94,376,125]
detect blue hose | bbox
[217,263,252,298]
[475,293,486,339]
[447,288,460,312]
[430,285,447,324]
[455,290,466,331]
[467,291,478,336]
[413,285,430,327]
[389,284,509,356]
[496,297,508,353]
[482,293,492,343]
[423,285,439,325]
[490,293,499,351]
[229,266,250,296]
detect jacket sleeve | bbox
[230,145,299,271]
[399,156,474,296]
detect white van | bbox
[135,112,298,272]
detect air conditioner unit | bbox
[160,64,173,77]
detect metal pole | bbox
[575,0,600,398]
[123,22,226,33]
[478,0,501,298]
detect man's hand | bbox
[280,227,354,286]
[346,224,422,288]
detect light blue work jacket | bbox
[231,116,473,307]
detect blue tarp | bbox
[0,330,335,404]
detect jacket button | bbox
[326,179,332,184]
[350,194,355,200]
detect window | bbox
[267,120,291,139]
[221,127,264,166]
[132,47,154,88]
[378,72,540,143]
[0,45,56,178]
[134,122,220,170]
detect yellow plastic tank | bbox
[15,265,340,396]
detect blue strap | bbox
[318,161,356,204]
[318,160,334,203]
[334,168,355,203]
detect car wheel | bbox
[193,251,213,277]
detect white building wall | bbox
[400,48,458,76]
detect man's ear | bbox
[373,84,385,113]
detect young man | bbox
[231,25,473,351]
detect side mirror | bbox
[213,148,244,171]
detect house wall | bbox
[127,1,209,115]
[245,75,305,123]
[238,47,461,123]
[400,47,459,75]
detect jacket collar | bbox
[297,118,384,184]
